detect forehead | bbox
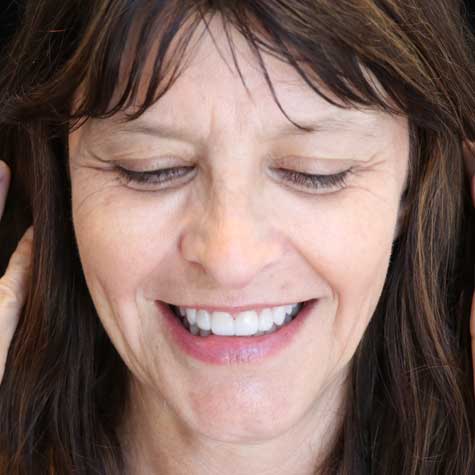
[75,14,398,147]
[138,17,376,125]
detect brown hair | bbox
[1,1,475,473]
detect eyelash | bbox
[274,169,351,191]
[116,166,193,186]
[114,166,352,192]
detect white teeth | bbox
[174,302,303,337]
[185,308,196,324]
[196,310,211,331]
[234,311,259,336]
[272,306,287,325]
[211,312,234,336]
[258,308,274,332]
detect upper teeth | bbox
[176,303,302,336]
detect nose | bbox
[179,191,285,290]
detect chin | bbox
[183,395,301,443]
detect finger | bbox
[0,160,11,220]
[0,226,34,338]
[0,227,34,382]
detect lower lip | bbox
[156,299,317,365]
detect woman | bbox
[1,1,475,473]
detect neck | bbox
[121,373,348,475]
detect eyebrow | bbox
[101,112,380,144]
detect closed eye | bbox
[115,166,194,186]
[274,168,351,191]
[114,165,353,193]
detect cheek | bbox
[288,188,398,361]
[71,179,189,380]
[70,173,179,343]
[71,171,179,295]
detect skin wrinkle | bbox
[68,16,409,475]
[86,110,382,146]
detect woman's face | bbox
[68,20,408,445]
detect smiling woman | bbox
[1,1,475,474]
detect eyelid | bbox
[269,154,359,174]
[111,156,192,170]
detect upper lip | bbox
[163,300,312,313]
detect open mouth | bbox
[166,300,313,337]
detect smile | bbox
[168,302,304,337]
[157,299,318,365]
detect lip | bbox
[156,299,317,365]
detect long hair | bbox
[1,1,475,473]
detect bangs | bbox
[68,1,421,134]
[3,0,470,138]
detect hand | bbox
[0,161,33,384]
